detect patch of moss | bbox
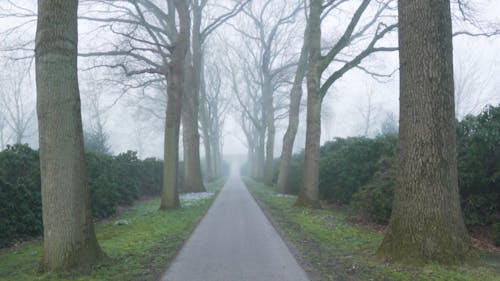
[244,178,500,281]
[0,179,224,281]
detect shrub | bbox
[86,152,120,218]
[456,104,499,225]
[318,134,397,203]
[138,157,163,196]
[0,146,164,248]
[113,151,141,204]
[0,145,42,247]
[351,156,396,224]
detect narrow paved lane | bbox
[160,165,310,281]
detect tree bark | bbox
[182,50,205,193]
[295,91,321,207]
[254,129,266,181]
[212,126,221,177]
[295,0,321,207]
[35,0,103,271]
[199,65,215,181]
[378,0,471,264]
[277,24,309,194]
[160,0,190,210]
[263,80,275,186]
[182,1,206,192]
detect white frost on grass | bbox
[274,194,297,199]
[180,192,214,207]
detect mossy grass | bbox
[0,179,225,281]
[244,177,500,281]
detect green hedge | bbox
[319,135,397,204]
[456,105,500,225]
[274,104,499,227]
[0,146,163,247]
[0,145,42,247]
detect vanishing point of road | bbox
[161,165,310,281]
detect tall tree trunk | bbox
[199,74,215,181]
[35,0,103,271]
[276,80,303,194]
[182,3,206,192]
[295,92,321,207]
[160,0,190,210]
[277,24,309,194]
[212,130,221,177]
[378,0,471,264]
[263,84,275,186]
[161,76,182,209]
[295,0,321,207]
[254,129,266,181]
[247,144,255,176]
[182,51,205,193]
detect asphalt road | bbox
[160,165,310,281]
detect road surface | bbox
[160,165,310,281]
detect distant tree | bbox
[0,63,35,144]
[182,0,248,192]
[378,0,471,264]
[231,0,304,184]
[454,54,494,119]
[357,90,380,137]
[276,17,309,194]
[200,57,231,181]
[379,112,398,135]
[81,75,111,154]
[84,128,110,154]
[226,48,266,180]
[0,113,9,150]
[35,0,103,271]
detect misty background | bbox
[0,0,498,159]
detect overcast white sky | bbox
[0,0,499,159]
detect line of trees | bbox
[239,0,498,265]
[0,0,498,273]
[77,0,247,208]
[0,0,245,271]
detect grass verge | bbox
[244,177,500,281]
[0,179,225,281]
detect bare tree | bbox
[182,0,248,192]
[77,0,248,194]
[161,0,191,209]
[276,16,309,194]
[379,111,398,135]
[454,54,494,118]
[357,90,379,137]
[296,0,398,207]
[78,0,191,209]
[80,73,112,153]
[0,112,9,150]
[0,62,35,144]
[200,55,231,181]
[231,0,304,184]
[227,51,266,179]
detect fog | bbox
[0,0,499,160]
